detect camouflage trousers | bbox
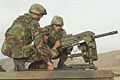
[1,36,52,70]
[28,47,73,69]
[2,41,52,71]
[14,46,53,71]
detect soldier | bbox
[1,3,54,71]
[42,15,73,69]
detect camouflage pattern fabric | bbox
[42,25,67,41]
[41,25,68,58]
[29,3,47,15]
[42,25,73,68]
[27,25,69,69]
[51,15,64,26]
[1,3,49,70]
[1,13,49,62]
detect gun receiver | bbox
[61,30,118,70]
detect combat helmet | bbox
[29,3,47,15]
[51,15,64,26]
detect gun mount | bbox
[61,30,118,70]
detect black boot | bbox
[57,61,72,69]
[57,53,72,69]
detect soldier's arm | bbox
[30,20,43,49]
[33,24,52,49]
[52,29,67,49]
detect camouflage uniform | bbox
[42,16,73,68]
[1,4,49,71]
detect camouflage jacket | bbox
[1,13,42,58]
[41,25,67,51]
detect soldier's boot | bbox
[89,64,97,70]
[0,65,6,72]
[13,58,27,71]
[89,58,97,70]
[57,55,72,69]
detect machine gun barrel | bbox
[93,30,118,38]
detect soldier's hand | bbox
[53,40,61,49]
[47,61,54,71]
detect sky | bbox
[0,0,120,59]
